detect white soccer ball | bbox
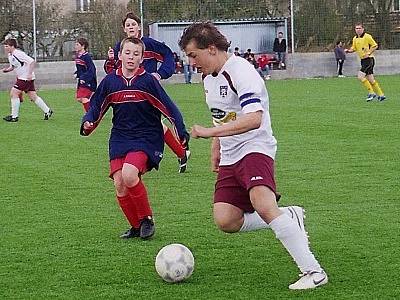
[155,243,194,283]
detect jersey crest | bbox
[219,85,228,97]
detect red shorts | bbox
[214,153,277,213]
[109,151,149,178]
[13,79,35,92]
[76,86,93,99]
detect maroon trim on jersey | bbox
[222,71,237,95]
[75,58,86,66]
[143,51,164,62]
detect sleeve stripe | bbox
[239,92,254,101]
[240,98,261,107]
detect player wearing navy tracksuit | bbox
[81,37,189,240]
[104,36,175,80]
[104,12,190,174]
[75,38,97,112]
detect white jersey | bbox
[203,54,277,166]
[8,49,35,80]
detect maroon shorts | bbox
[13,79,35,93]
[76,86,93,99]
[214,153,277,213]
[109,151,149,178]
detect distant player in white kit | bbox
[2,38,53,122]
[179,22,328,290]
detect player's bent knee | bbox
[213,214,241,233]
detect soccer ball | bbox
[155,243,194,283]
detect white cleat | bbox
[289,270,328,290]
[287,206,309,244]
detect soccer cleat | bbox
[178,150,191,173]
[289,270,328,290]
[366,94,376,102]
[44,109,53,120]
[139,216,155,240]
[120,227,140,239]
[378,95,386,102]
[287,206,309,244]
[3,115,19,122]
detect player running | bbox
[2,38,53,122]
[104,12,190,173]
[81,37,189,240]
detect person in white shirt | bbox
[178,22,328,290]
[2,38,53,122]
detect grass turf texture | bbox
[1,76,399,299]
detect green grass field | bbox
[1,76,399,299]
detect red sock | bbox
[83,102,90,112]
[116,195,140,228]
[164,127,185,158]
[128,180,152,220]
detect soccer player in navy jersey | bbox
[105,12,190,173]
[74,38,97,112]
[179,22,328,290]
[81,37,189,240]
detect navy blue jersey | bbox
[81,67,188,170]
[75,51,97,91]
[104,37,175,79]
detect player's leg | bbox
[122,151,155,239]
[162,123,190,173]
[76,87,92,111]
[358,71,375,101]
[367,74,385,101]
[112,168,140,238]
[27,89,53,119]
[3,86,22,122]
[213,159,302,233]
[250,185,327,290]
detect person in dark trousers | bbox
[334,41,346,77]
[273,32,287,69]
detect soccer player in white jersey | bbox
[2,38,53,122]
[179,22,328,290]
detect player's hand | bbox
[83,121,94,131]
[191,125,212,139]
[107,47,114,60]
[344,49,349,53]
[80,79,85,84]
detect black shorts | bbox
[360,57,374,75]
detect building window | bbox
[76,0,91,12]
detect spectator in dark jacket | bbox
[273,32,287,69]
[334,41,346,77]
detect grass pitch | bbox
[0,75,399,299]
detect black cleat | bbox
[3,115,18,122]
[178,150,191,173]
[120,227,140,239]
[139,216,155,240]
[44,109,53,120]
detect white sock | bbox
[240,211,269,232]
[269,213,322,273]
[11,98,20,118]
[33,96,50,113]
[239,207,295,232]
